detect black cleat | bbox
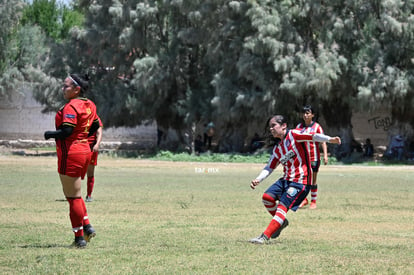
[84,224,96,242]
[72,236,87,248]
[271,219,289,239]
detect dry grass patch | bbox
[0,156,413,274]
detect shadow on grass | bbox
[19,243,69,249]
[11,150,56,157]
[55,199,67,202]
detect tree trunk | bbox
[217,124,248,153]
[327,126,356,161]
[321,98,358,161]
[156,123,193,153]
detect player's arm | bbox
[92,126,103,152]
[313,133,341,144]
[294,130,341,145]
[250,166,274,189]
[292,130,315,142]
[88,119,100,137]
[321,141,328,164]
[250,153,278,189]
[317,127,329,164]
[44,125,73,140]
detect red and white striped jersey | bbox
[295,121,324,162]
[266,129,314,185]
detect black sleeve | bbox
[88,120,100,137]
[44,125,74,140]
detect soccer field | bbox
[0,155,413,274]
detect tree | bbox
[30,0,414,155]
[354,0,414,136]
[0,0,84,109]
[0,1,51,103]
[21,0,84,41]
[19,0,86,111]
[280,0,359,157]
[58,0,228,151]
[210,1,349,152]
[0,0,25,99]
[207,1,273,152]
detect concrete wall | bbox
[0,88,409,151]
[0,88,157,145]
[351,108,414,153]
[351,110,391,148]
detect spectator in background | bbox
[157,127,164,147]
[204,122,215,150]
[363,138,374,158]
[351,138,363,153]
[194,134,204,155]
[250,133,264,153]
[408,140,414,161]
[388,135,405,161]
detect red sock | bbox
[263,204,288,238]
[262,193,277,216]
[87,176,94,197]
[311,185,318,203]
[67,197,84,237]
[81,198,90,226]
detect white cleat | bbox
[249,233,269,244]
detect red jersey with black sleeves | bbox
[55,98,99,152]
[295,121,324,162]
[266,129,314,185]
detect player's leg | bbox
[60,150,92,248]
[86,165,95,202]
[298,197,308,208]
[309,160,320,209]
[261,179,284,216]
[249,179,291,244]
[262,193,278,216]
[309,173,318,209]
[258,182,310,241]
[260,182,290,239]
[86,152,97,202]
[80,198,96,242]
[80,152,96,241]
[60,174,87,248]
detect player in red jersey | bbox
[296,105,328,209]
[44,73,100,248]
[249,115,341,244]
[85,116,103,202]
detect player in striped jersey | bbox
[249,115,341,244]
[296,105,327,209]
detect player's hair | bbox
[70,73,90,95]
[262,114,287,147]
[269,114,287,125]
[303,105,314,114]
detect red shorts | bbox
[57,143,91,179]
[90,151,99,166]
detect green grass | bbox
[98,149,273,163]
[150,150,272,163]
[0,155,413,274]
